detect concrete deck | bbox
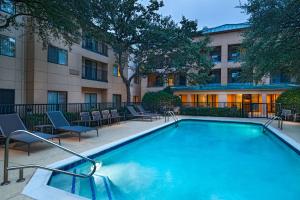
[0,116,299,200]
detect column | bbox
[218,94,227,108]
[262,93,267,117]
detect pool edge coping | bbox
[22,118,300,200]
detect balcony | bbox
[82,65,108,82]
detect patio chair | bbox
[0,113,61,156]
[110,109,121,124]
[135,105,160,119]
[101,110,111,125]
[280,109,294,120]
[73,112,97,127]
[126,106,153,121]
[91,111,105,127]
[46,111,98,142]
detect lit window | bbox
[113,64,121,77]
[0,35,15,57]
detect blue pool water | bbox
[49,120,300,200]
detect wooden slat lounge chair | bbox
[110,109,121,124]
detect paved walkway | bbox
[0,117,299,200]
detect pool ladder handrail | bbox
[1,130,97,186]
[165,111,179,127]
[263,116,283,132]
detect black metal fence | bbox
[0,101,283,131]
[0,102,140,130]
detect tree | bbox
[91,0,163,103]
[240,0,300,83]
[134,16,213,85]
[0,0,94,46]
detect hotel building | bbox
[140,23,299,115]
[0,5,129,106]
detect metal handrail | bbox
[263,116,283,132]
[165,111,179,127]
[1,130,97,185]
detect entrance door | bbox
[242,94,251,117]
[0,89,15,114]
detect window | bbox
[208,69,221,84]
[85,93,97,104]
[112,94,122,108]
[0,89,14,104]
[0,35,15,57]
[228,68,241,83]
[271,72,291,84]
[82,58,108,82]
[210,46,221,63]
[147,74,163,87]
[48,91,67,104]
[48,45,68,65]
[207,94,218,107]
[112,64,121,77]
[0,0,14,14]
[133,96,140,103]
[82,35,108,56]
[134,76,140,84]
[228,44,241,62]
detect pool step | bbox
[70,168,113,200]
[71,169,76,194]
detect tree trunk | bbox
[125,82,131,104]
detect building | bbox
[0,6,129,106]
[140,23,299,116]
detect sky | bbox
[141,0,249,29]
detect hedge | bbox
[180,107,243,117]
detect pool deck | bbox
[0,116,300,200]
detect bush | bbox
[142,91,181,112]
[276,89,300,112]
[180,107,242,117]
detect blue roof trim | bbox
[171,83,300,92]
[202,23,249,34]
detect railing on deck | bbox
[0,102,140,130]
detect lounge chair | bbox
[91,111,105,127]
[47,111,98,142]
[110,109,121,124]
[101,110,111,125]
[135,105,160,119]
[0,113,61,156]
[127,106,153,121]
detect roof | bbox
[196,23,249,36]
[171,83,300,92]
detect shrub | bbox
[142,91,181,112]
[276,89,300,112]
[180,107,242,117]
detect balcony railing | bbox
[82,66,108,82]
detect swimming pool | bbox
[24,119,300,200]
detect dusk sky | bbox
[141,0,249,29]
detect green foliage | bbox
[142,91,181,112]
[91,0,163,102]
[180,107,242,117]
[276,89,300,112]
[136,16,213,85]
[24,113,46,128]
[0,0,94,46]
[240,0,300,83]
